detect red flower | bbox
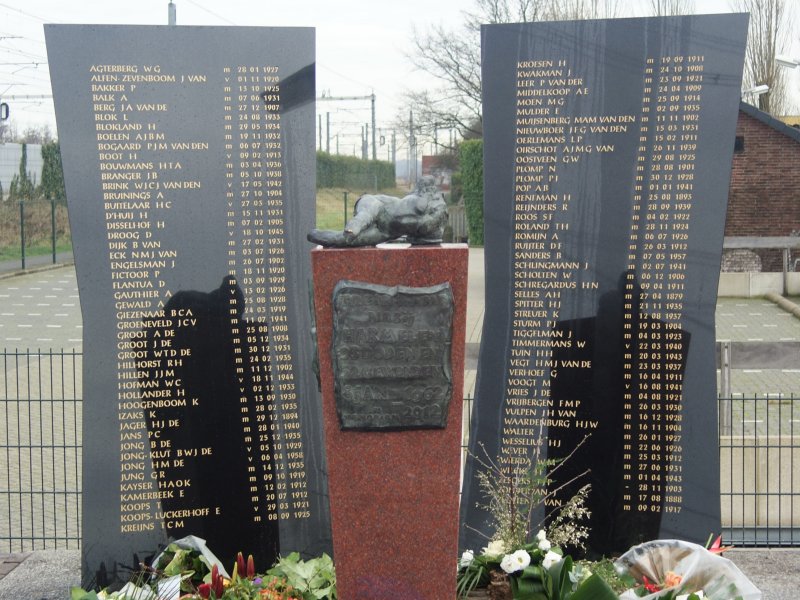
[237,552,246,578]
[708,535,734,554]
[247,554,256,579]
[211,564,224,597]
[197,583,211,599]
[642,575,661,593]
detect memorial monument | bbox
[461,14,749,556]
[309,189,468,597]
[45,25,330,586]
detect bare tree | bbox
[648,0,695,16]
[20,125,54,145]
[732,0,793,114]
[0,122,53,144]
[0,119,17,144]
[404,0,623,142]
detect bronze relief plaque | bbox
[332,280,454,430]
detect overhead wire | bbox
[182,0,238,25]
[0,2,48,22]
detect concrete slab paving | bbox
[0,550,79,599]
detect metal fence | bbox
[448,204,468,243]
[1,350,798,551]
[0,349,82,551]
[720,394,800,546]
[0,197,71,270]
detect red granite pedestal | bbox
[311,244,468,600]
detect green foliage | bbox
[449,170,463,205]
[70,589,101,600]
[580,558,628,594]
[8,174,18,201]
[459,139,484,246]
[8,143,36,201]
[40,142,66,200]
[19,142,27,179]
[511,553,579,600]
[566,573,618,599]
[0,197,72,261]
[154,542,212,591]
[267,552,336,600]
[456,554,491,598]
[458,549,617,600]
[17,143,35,199]
[69,547,336,600]
[316,152,394,190]
[476,451,556,550]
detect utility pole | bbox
[318,114,322,151]
[168,1,176,25]
[408,110,416,186]
[326,112,330,153]
[317,94,376,158]
[361,125,368,160]
[371,93,376,161]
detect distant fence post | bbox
[783,248,790,296]
[448,204,467,243]
[719,340,732,435]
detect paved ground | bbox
[0,265,82,351]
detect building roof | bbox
[739,100,800,144]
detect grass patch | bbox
[0,200,72,262]
[0,241,73,263]
[316,186,410,230]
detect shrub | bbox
[316,152,394,190]
[459,139,484,246]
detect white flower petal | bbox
[512,549,531,569]
[541,550,562,570]
[536,529,547,541]
[460,550,475,568]
[538,538,551,552]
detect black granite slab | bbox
[45,24,330,587]
[460,14,748,556]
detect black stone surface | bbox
[460,15,748,556]
[45,25,330,587]
[331,280,454,430]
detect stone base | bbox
[311,244,468,600]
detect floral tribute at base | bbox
[70,536,336,600]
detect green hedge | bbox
[40,142,66,200]
[459,139,484,246]
[316,152,395,190]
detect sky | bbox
[1,0,798,156]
